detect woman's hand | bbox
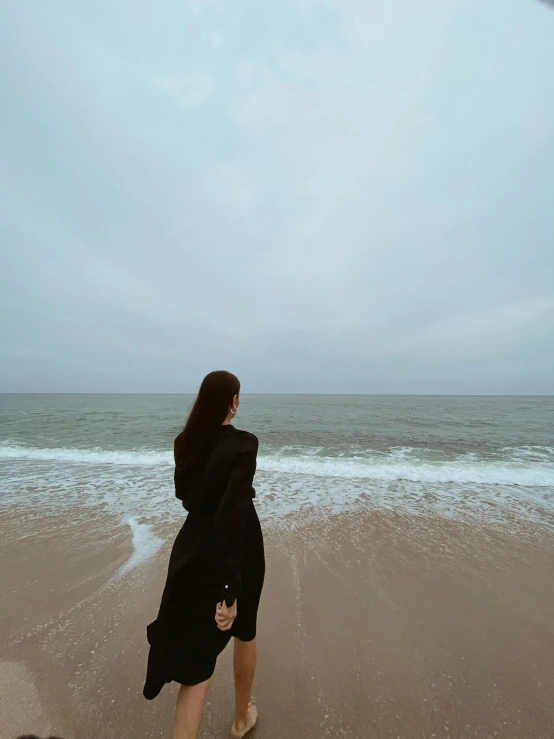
[215,600,237,631]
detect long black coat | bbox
[143,425,265,699]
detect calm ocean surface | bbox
[1,394,553,543]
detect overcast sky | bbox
[1,0,553,394]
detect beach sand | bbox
[1,504,553,739]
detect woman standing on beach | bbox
[143,370,265,739]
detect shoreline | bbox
[1,505,553,738]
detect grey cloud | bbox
[1,0,553,393]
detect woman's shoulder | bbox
[228,427,258,453]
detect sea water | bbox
[1,394,553,568]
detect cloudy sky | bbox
[1,0,553,394]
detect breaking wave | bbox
[2,441,552,487]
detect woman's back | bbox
[175,425,258,516]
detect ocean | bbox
[1,394,553,571]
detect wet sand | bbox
[1,504,554,739]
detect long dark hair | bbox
[174,370,240,472]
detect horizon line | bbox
[1,392,553,398]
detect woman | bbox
[143,370,265,739]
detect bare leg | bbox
[172,679,211,739]
[232,638,258,738]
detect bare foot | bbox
[231,701,257,739]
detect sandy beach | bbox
[2,501,553,739]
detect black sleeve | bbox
[213,434,258,607]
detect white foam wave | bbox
[0,442,171,466]
[1,441,553,487]
[258,455,553,487]
[501,445,554,462]
[116,518,163,577]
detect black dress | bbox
[143,425,265,699]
